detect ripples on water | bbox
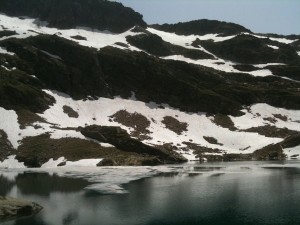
[1,161,300,225]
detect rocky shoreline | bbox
[0,196,42,223]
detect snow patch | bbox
[163,55,274,77]
[230,104,300,131]
[267,45,279,50]
[147,28,237,47]
[246,33,297,44]
[0,107,21,149]
[0,155,25,168]
[0,47,15,55]
[284,146,300,159]
[0,14,142,51]
[254,63,285,68]
[41,157,102,168]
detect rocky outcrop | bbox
[0,65,55,113]
[126,33,214,59]
[253,134,300,160]
[0,0,146,33]
[0,130,15,161]
[151,19,251,36]
[194,34,300,64]
[81,125,187,164]
[0,196,42,222]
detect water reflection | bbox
[1,162,300,225]
[15,172,89,196]
[0,175,14,195]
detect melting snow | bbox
[0,46,15,55]
[163,55,274,77]
[41,157,102,168]
[0,155,25,168]
[0,107,21,149]
[267,45,279,50]
[147,27,237,47]
[230,104,300,131]
[246,33,297,44]
[2,162,300,194]
[284,146,300,159]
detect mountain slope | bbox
[0,0,146,33]
[0,1,300,167]
[151,19,252,36]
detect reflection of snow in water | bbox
[1,161,299,195]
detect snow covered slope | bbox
[0,8,300,168]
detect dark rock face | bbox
[0,0,146,33]
[253,144,285,160]
[194,34,300,64]
[266,65,300,81]
[1,35,110,100]
[126,33,214,59]
[151,19,251,36]
[0,30,17,38]
[0,130,15,161]
[253,134,300,160]
[0,65,55,113]
[81,125,187,164]
[0,196,42,223]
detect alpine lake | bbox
[1,161,300,225]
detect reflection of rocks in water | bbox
[0,175,15,196]
[262,167,300,175]
[14,217,47,225]
[210,173,225,177]
[193,166,224,172]
[63,211,78,225]
[15,173,90,197]
[157,172,180,177]
[188,173,202,177]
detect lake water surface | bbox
[1,161,300,225]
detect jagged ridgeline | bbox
[0,0,300,167]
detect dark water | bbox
[1,162,300,225]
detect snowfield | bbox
[2,88,299,168]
